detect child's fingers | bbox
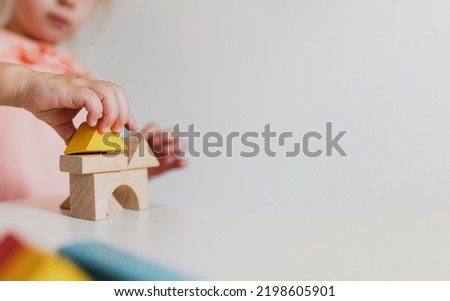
[89,83,120,133]
[143,124,177,144]
[141,123,187,178]
[125,113,138,132]
[174,139,187,154]
[172,158,186,168]
[90,82,134,133]
[53,121,77,145]
[72,88,103,127]
[141,123,159,140]
[111,85,130,132]
[20,72,135,140]
[141,123,158,133]
[156,131,185,155]
[160,155,185,169]
[140,123,186,157]
[141,123,164,147]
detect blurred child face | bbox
[7,0,96,43]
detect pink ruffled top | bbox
[0,28,90,200]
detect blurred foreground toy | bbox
[59,242,184,281]
[0,233,90,280]
[60,122,159,221]
[0,233,183,281]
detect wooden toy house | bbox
[59,123,159,221]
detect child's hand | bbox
[16,69,138,144]
[141,123,186,178]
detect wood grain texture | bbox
[65,170,149,221]
[60,136,156,221]
[107,195,124,216]
[60,197,70,210]
[126,137,159,169]
[60,153,127,174]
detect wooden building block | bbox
[60,197,70,210]
[60,153,127,174]
[0,234,20,265]
[68,173,118,221]
[60,125,158,221]
[126,136,160,169]
[64,122,127,155]
[119,168,149,210]
[0,247,44,280]
[107,196,125,216]
[59,242,184,280]
[61,195,126,216]
[0,234,35,280]
[26,255,90,281]
[0,234,90,281]
[67,170,149,221]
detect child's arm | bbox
[0,62,137,144]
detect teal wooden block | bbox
[59,242,184,281]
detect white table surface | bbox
[1,196,449,280]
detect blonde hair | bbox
[0,0,13,26]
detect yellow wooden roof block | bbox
[64,122,127,155]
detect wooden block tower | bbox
[59,123,159,221]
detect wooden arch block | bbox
[67,170,149,221]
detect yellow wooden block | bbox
[64,122,127,155]
[0,246,43,280]
[0,245,90,281]
[27,254,91,281]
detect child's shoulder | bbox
[0,28,28,58]
[0,28,90,75]
[0,27,30,45]
[0,28,41,60]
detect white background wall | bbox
[2,0,450,281]
[77,0,450,215]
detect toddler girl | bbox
[0,0,184,200]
